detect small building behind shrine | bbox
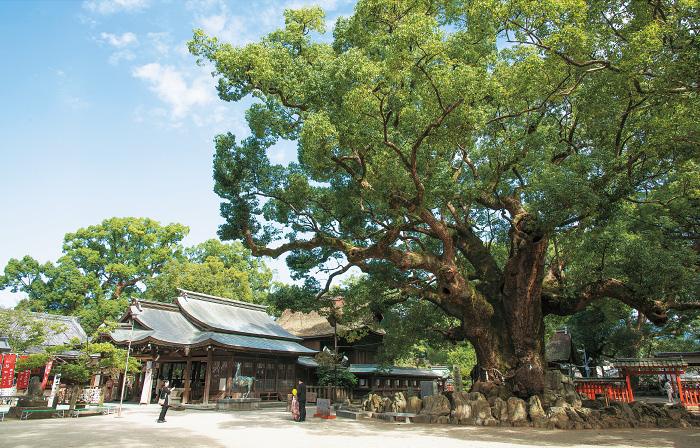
[104,289,316,405]
[276,306,385,364]
[277,307,448,399]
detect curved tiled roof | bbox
[177,290,299,341]
[349,364,441,378]
[614,358,688,368]
[108,291,315,356]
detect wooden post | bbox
[674,371,684,406]
[69,385,79,411]
[183,358,192,404]
[131,370,142,402]
[625,375,634,403]
[203,349,212,405]
[226,356,233,397]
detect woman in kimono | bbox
[291,388,300,421]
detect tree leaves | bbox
[190,0,700,380]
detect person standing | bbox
[291,388,300,421]
[664,379,675,403]
[155,376,164,403]
[157,380,172,423]
[297,379,307,422]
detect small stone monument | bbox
[313,398,335,419]
[420,380,438,399]
[316,398,331,416]
[17,377,47,407]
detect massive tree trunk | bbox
[466,214,549,398]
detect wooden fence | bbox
[680,383,700,407]
[306,385,350,402]
[574,378,633,403]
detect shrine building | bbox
[105,289,316,405]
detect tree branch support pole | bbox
[117,318,135,418]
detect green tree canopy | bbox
[1,217,189,332]
[189,0,700,398]
[142,239,273,304]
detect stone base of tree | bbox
[360,371,700,429]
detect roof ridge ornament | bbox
[176,288,269,311]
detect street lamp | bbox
[117,300,141,417]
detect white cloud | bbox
[97,32,138,65]
[187,0,278,46]
[83,0,151,15]
[199,12,227,35]
[132,62,216,120]
[108,50,137,65]
[146,32,172,57]
[100,31,138,47]
[64,96,91,110]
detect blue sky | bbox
[0,0,357,307]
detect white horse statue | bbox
[231,362,255,398]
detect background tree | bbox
[189,0,700,397]
[142,239,272,304]
[314,347,357,389]
[265,278,326,316]
[546,300,700,377]
[1,217,188,332]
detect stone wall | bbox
[360,371,700,429]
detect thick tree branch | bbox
[542,279,667,325]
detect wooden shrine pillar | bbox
[183,351,192,404]
[203,348,212,405]
[226,355,234,397]
[624,374,634,403]
[131,370,142,402]
[674,370,685,406]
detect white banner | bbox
[48,373,61,405]
[140,361,153,405]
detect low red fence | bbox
[575,379,633,403]
[680,383,700,407]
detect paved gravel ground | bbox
[2,403,699,448]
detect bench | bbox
[258,392,281,401]
[376,412,416,423]
[52,409,68,418]
[69,405,115,418]
[86,405,113,415]
[19,409,53,420]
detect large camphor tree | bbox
[189,0,700,397]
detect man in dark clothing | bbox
[158,380,172,423]
[297,379,307,422]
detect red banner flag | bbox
[1,354,17,388]
[41,360,53,389]
[16,355,30,389]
